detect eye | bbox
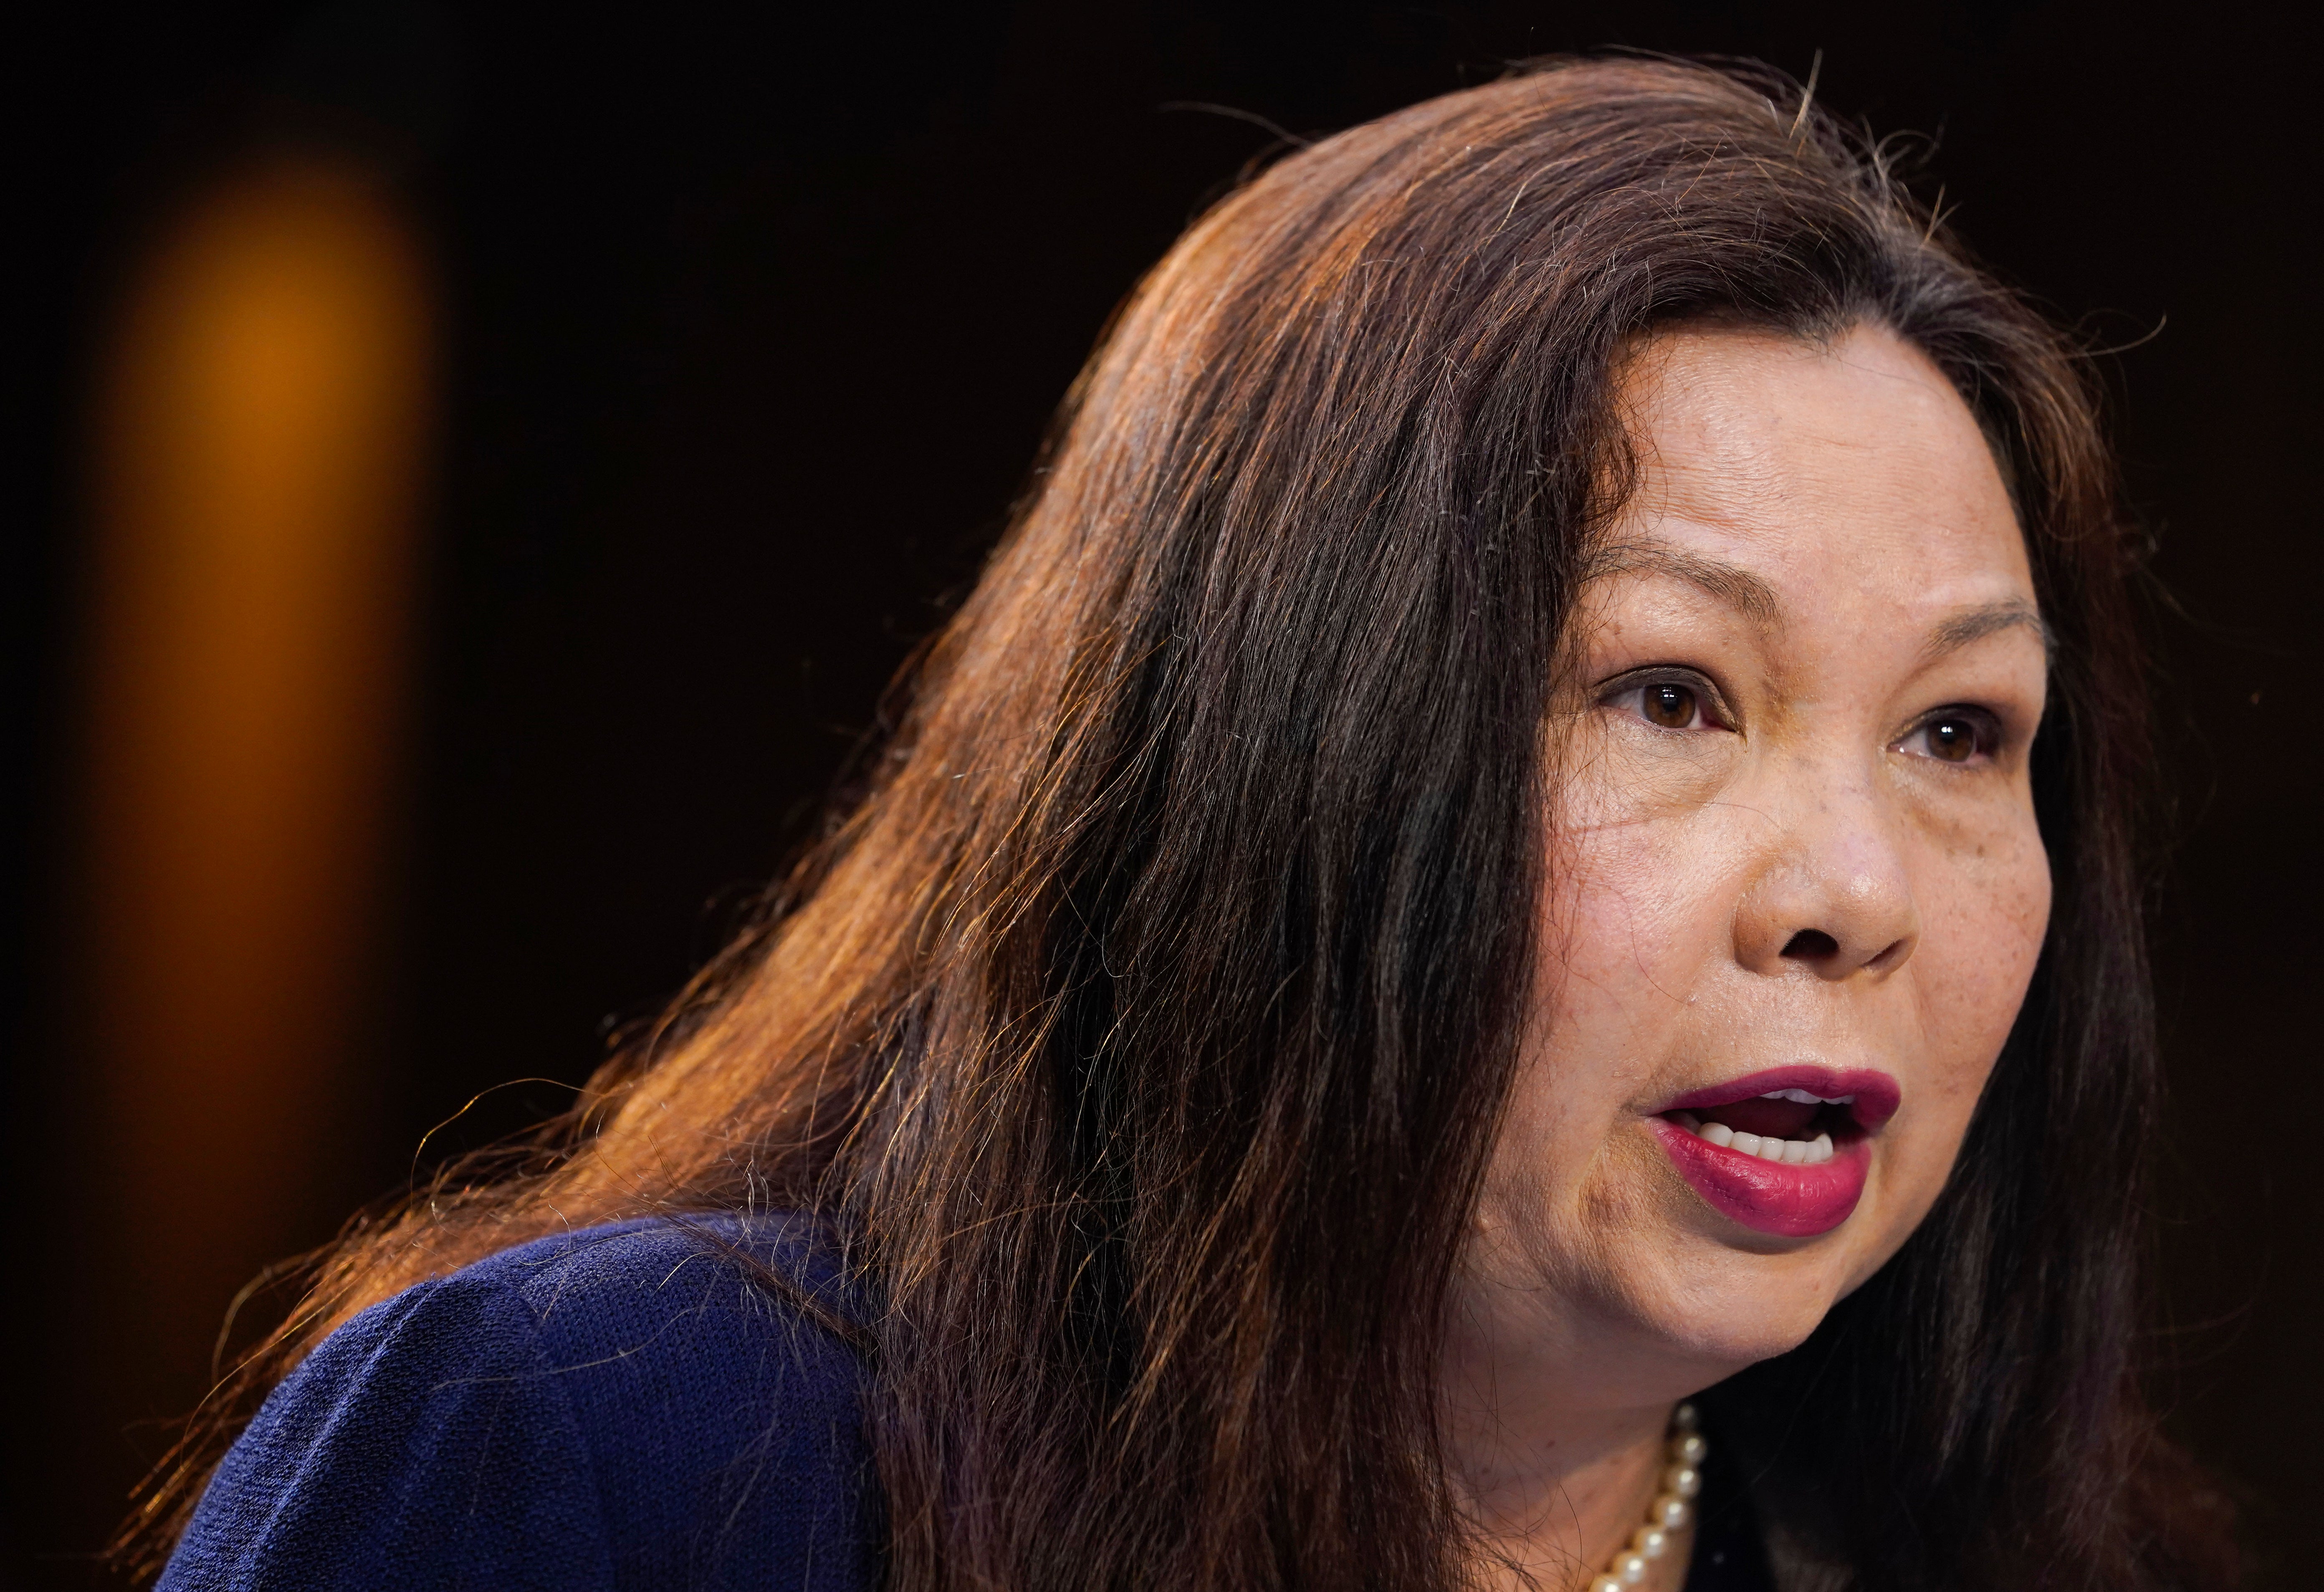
[1642,681,1699,729]
[1602,672,1725,733]
[1900,710,1998,765]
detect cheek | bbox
[1535,715,1752,1047]
[1916,819,2051,1082]
[1497,819,1739,1198]
[1538,821,1732,1064]
[1874,816,2052,1241]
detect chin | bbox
[1624,1226,1863,1379]
[1660,1290,1832,1374]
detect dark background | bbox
[10,2,2318,1587]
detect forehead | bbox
[1606,324,2034,616]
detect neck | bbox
[1446,1396,1676,1589]
[1440,1309,1694,1591]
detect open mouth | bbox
[1647,1067,1900,1238]
[1664,1089,1864,1166]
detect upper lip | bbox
[1656,1065,1902,1133]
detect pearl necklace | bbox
[1586,1402,1707,1592]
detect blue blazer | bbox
[159,1215,879,1592]
[161,1214,1773,1590]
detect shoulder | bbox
[162,1213,880,1592]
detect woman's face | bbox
[1459,324,2052,1411]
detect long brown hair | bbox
[129,56,2231,1591]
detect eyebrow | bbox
[1924,598,2053,662]
[1585,541,2053,660]
[1584,541,1783,630]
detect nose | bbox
[1732,771,1922,981]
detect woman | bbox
[136,55,2232,1592]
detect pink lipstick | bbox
[1649,1066,1899,1238]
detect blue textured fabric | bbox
[162,1210,1773,1591]
[159,1214,880,1592]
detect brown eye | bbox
[1925,716,1979,762]
[1643,682,1697,729]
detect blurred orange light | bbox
[83,158,430,1389]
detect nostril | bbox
[1781,929,1839,960]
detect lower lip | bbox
[1648,1118,1870,1238]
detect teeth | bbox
[1761,1088,1856,1106]
[1688,1121,1836,1165]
